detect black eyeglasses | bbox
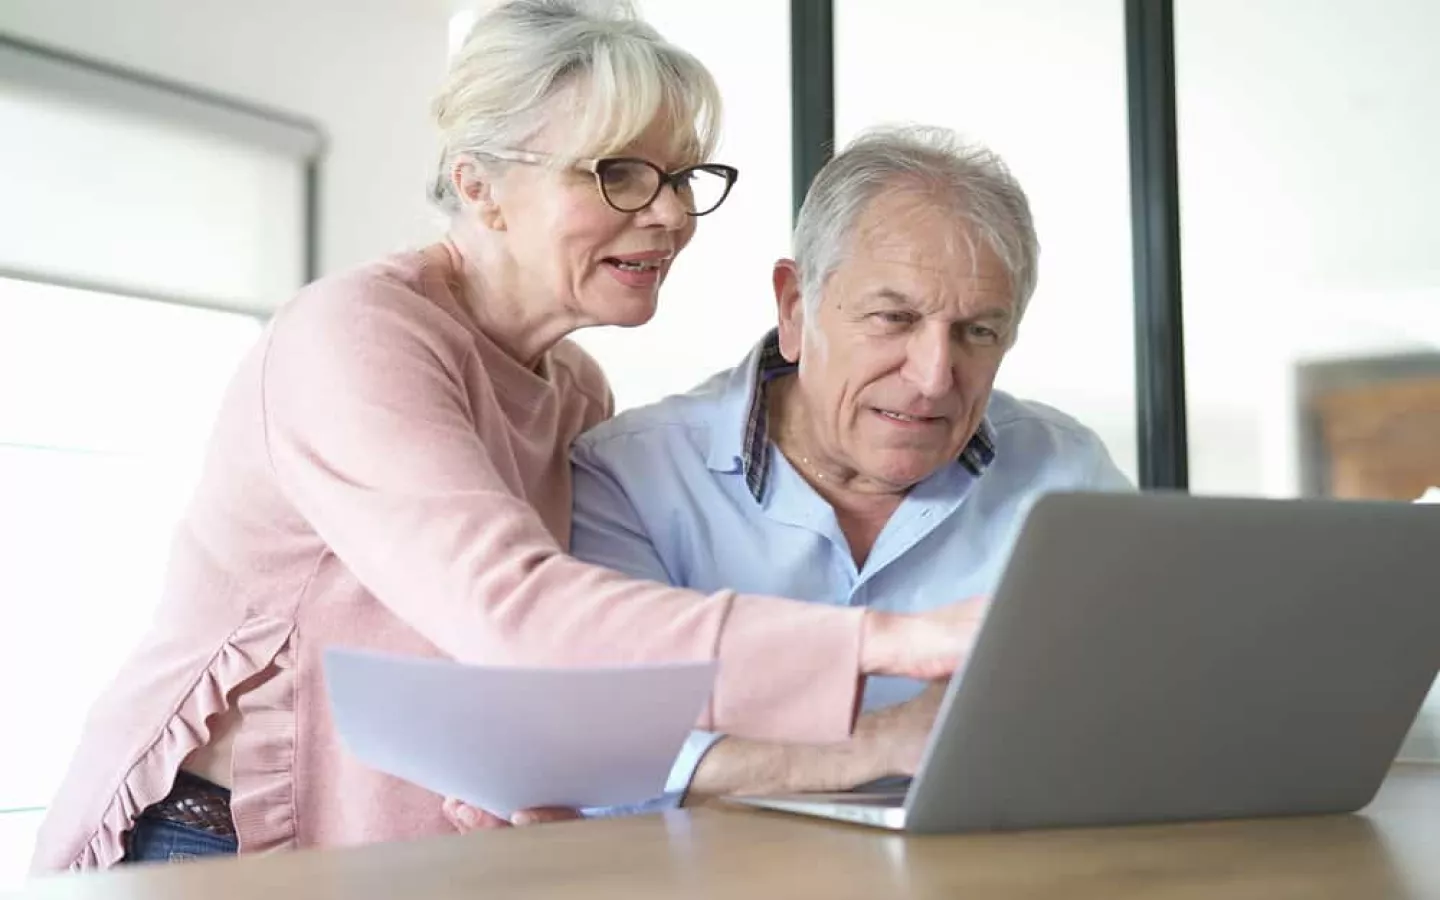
[487,149,739,216]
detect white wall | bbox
[0,0,453,276]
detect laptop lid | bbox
[903,492,1440,834]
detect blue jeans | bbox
[124,817,238,864]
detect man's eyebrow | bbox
[865,288,915,305]
[969,306,1015,322]
[861,289,1015,322]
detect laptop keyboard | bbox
[852,776,913,795]
[830,794,907,806]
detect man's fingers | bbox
[511,807,583,826]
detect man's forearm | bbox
[685,733,889,801]
[684,682,944,802]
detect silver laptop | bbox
[728,492,1440,833]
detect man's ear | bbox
[451,156,506,231]
[773,259,805,363]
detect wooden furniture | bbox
[15,764,1440,899]
[1309,374,1440,500]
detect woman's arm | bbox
[261,284,881,743]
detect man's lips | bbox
[872,407,948,424]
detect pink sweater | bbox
[32,243,865,871]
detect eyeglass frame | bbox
[482,149,739,217]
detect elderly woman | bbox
[32,0,977,871]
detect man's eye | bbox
[872,311,914,325]
[968,324,1001,343]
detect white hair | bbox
[793,125,1039,334]
[429,0,722,212]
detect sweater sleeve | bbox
[260,283,863,743]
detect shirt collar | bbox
[733,329,998,503]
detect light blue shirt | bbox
[569,332,1131,813]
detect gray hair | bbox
[429,0,722,212]
[793,125,1039,331]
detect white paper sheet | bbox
[323,647,717,818]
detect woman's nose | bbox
[639,183,689,229]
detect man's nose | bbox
[903,328,957,398]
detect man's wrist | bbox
[851,708,899,779]
[689,733,891,799]
[764,738,889,795]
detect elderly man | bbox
[445,124,1128,831]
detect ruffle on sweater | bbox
[60,614,294,870]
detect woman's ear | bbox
[451,156,506,231]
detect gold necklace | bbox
[767,377,829,483]
[795,454,826,481]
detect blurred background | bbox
[1,0,1436,884]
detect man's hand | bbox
[860,595,990,680]
[441,798,582,832]
[854,680,948,777]
[686,680,951,801]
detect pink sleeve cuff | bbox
[706,596,865,743]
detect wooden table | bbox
[14,763,1440,899]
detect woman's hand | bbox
[860,596,991,680]
[442,798,583,832]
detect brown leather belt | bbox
[140,770,236,838]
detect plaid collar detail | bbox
[739,331,796,501]
[738,329,998,502]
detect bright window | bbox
[0,279,262,879]
[0,35,313,887]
